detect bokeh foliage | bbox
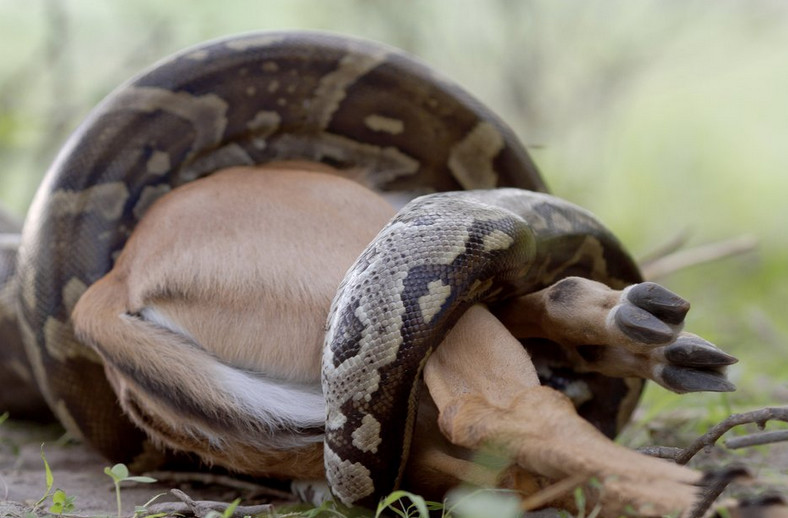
[0,0,786,417]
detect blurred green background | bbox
[0,0,786,418]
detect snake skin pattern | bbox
[322,190,641,506]
[8,31,643,505]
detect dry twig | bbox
[640,235,757,280]
[145,488,273,518]
[638,407,788,464]
[145,470,294,500]
[725,430,788,450]
[638,229,692,266]
[636,407,788,515]
[636,445,683,459]
[675,407,788,465]
[688,466,752,518]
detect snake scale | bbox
[322,189,648,506]
[6,31,646,506]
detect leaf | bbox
[111,463,130,480]
[125,475,157,483]
[104,466,118,482]
[203,498,241,518]
[33,445,55,509]
[574,486,587,518]
[301,500,347,518]
[48,489,75,515]
[52,489,66,504]
[222,499,241,518]
[134,491,169,517]
[376,490,429,518]
[42,446,54,491]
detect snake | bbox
[321,187,649,506]
[2,31,644,506]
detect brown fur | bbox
[73,163,393,479]
[426,305,700,513]
[73,162,701,515]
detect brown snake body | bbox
[12,31,544,464]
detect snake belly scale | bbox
[10,31,643,507]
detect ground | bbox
[2,408,788,517]
[0,419,295,518]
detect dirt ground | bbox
[2,414,788,517]
[0,419,294,518]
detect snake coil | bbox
[9,31,642,507]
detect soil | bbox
[2,414,788,517]
[0,420,288,518]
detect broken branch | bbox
[725,429,788,450]
[640,235,757,281]
[638,407,788,465]
[144,488,273,518]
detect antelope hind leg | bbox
[422,304,702,515]
[494,277,737,393]
[72,164,398,480]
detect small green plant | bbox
[48,488,76,515]
[573,485,589,518]
[375,490,434,518]
[104,463,157,518]
[0,411,17,454]
[32,445,55,510]
[33,445,76,515]
[296,499,354,518]
[574,478,609,518]
[133,492,169,518]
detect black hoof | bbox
[615,304,675,344]
[661,365,736,393]
[698,465,752,487]
[737,491,788,506]
[627,282,690,325]
[664,336,738,367]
